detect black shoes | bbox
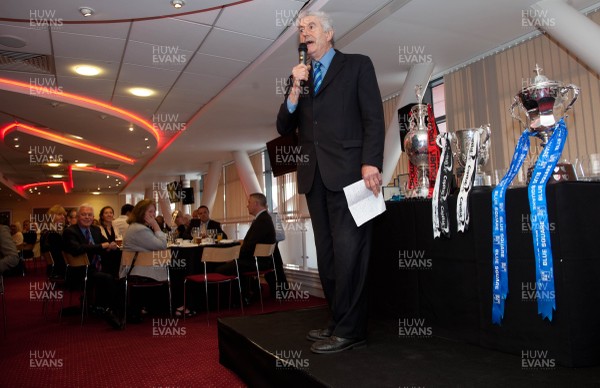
[310,336,366,354]
[306,328,333,342]
[104,309,124,330]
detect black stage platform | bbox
[218,306,600,388]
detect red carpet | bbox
[0,266,326,388]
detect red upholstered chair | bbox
[184,245,243,325]
[61,251,90,325]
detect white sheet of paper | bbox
[343,179,386,227]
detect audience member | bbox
[21,219,37,260]
[62,204,122,329]
[190,205,227,239]
[172,210,192,240]
[113,204,133,238]
[10,223,23,247]
[0,225,20,273]
[155,215,171,232]
[99,206,120,278]
[40,205,67,278]
[121,199,168,319]
[216,193,276,304]
[67,209,78,226]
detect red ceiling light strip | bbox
[0,122,136,164]
[0,77,161,143]
[16,181,70,194]
[71,165,128,181]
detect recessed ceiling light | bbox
[14,144,19,148]
[74,163,88,167]
[51,175,63,178]
[79,7,94,17]
[74,65,101,76]
[146,145,150,149]
[68,134,84,140]
[171,0,185,9]
[13,137,18,141]
[129,125,134,132]
[129,87,154,97]
[47,163,60,167]
[91,192,101,195]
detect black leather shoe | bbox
[104,309,124,330]
[306,328,333,342]
[310,336,366,354]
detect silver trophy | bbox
[510,64,579,146]
[404,85,430,198]
[453,124,491,186]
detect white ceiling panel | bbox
[118,63,182,88]
[199,28,273,62]
[185,52,249,78]
[0,23,53,55]
[128,18,212,52]
[216,0,306,39]
[55,22,131,39]
[174,9,221,25]
[123,41,193,71]
[51,32,126,62]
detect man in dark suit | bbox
[276,10,385,353]
[189,205,227,239]
[216,193,276,302]
[62,204,122,328]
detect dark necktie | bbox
[313,61,323,94]
[84,228,102,271]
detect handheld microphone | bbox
[298,43,308,65]
[298,43,308,88]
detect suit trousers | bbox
[306,166,372,339]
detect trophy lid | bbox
[521,64,562,91]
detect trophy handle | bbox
[563,84,580,113]
[509,98,527,128]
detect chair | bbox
[61,251,90,325]
[120,250,173,328]
[1,274,6,338]
[241,243,277,312]
[41,251,65,318]
[184,245,243,324]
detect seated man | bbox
[216,193,276,303]
[172,210,192,240]
[62,204,122,329]
[21,220,37,260]
[0,224,20,274]
[189,205,227,239]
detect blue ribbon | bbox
[527,119,566,321]
[491,129,533,325]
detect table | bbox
[369,181,600,367]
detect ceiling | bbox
[1,0,599,201]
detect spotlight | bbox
[79,7,94,17]
[171,0,185,9]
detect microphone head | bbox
[298,43,307,53]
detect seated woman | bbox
[121,199,168,319]
[40,205,67,278]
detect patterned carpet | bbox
[0,265,326,388]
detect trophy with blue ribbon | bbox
[491,65,579,325]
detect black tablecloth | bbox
[369,182,600,367]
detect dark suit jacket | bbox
[239,211,275,264]
[277,50,385,193]
[62,224,108,263]
[189,219,227,239]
